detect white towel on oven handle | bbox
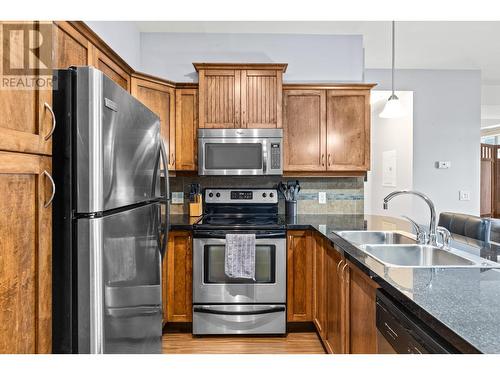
[224,233,256,280]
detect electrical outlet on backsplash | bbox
[169,176,364,215]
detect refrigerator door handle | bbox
[159,138,169,259]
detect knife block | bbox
[189,194,203,217]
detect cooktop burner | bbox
[194,214,285,230]
[194,188,284,230]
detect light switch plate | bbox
[171,192,184,204]
[459,190,471,201]
[318,192,327,204]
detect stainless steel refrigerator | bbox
[52,67,169,354]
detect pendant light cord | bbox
[391,20,395,96]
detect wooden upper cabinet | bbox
[0,21,53,156]
[175,86,198,171]
[0,152,52,353]
[326,89,371,171]
[53,21,93,68]
[287,230,313,322]
[194,63,287,129]
[283,89,326,171]
[131,73,176,170]
[283,84,374,173]
[198,69,240,128]
[241,69,283,128]
[92,47,130,91]
[166,231,193,322]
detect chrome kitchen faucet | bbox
[383,190,450,248]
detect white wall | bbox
[365,69,481,224]
[139,32,364,82]
[85,21,141,69]
[365,91,414,219]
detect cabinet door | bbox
[0,22,53,155]
[53,21,93,68]
[283,89,326,171]
[287,230,313,322]
[348,261,378,354]
[175,88,198,171]
[326,90,370,171]
[92,47,130,91]
[313,234,327,339]
[130,77,176,170]
[166,231,193,322]
[241,69,282,128]
[0,152,52,353]
[198,69,240,128]
[325,246,347,354]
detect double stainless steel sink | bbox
[336,231,494,268]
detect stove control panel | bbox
[205,189,278,204]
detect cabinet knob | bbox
[321,154,325,166]
[328,154,331,167]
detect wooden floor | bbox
[162,332,326,354]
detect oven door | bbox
[198,137,265,175]
[193,236,286,304]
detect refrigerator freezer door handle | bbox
[159,138,169,259]
[159,138,169,200]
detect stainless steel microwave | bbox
[198,128,283,176]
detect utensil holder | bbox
[189,194,203,217]
[285,200,297,217]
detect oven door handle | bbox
[193,306,285,316]
[194,231,286,239]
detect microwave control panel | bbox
[270,143,281,170]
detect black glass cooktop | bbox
[194,214,285,230]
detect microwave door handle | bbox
[262,141,268,174]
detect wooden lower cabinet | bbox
[313,233,327,339]
[0,152,52,353]
[325,244,348,354]
[164,231,193,323]
[309,233,380,354]
[287,230,313,322]
[347,261,379,354]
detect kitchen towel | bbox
[224,233,256,280]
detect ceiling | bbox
[135,21,500,132]
[135,21,500,84]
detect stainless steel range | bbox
[192,188,286,335]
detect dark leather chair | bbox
[488,218,500,243]
[438,212,489,242]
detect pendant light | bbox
[380,20,404,118]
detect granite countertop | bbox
[169,213,500,353]
[169,214,201,230]
[287,214,500,354]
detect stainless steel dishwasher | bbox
[376,290,455,354]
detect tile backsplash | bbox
[169,176,364,215]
